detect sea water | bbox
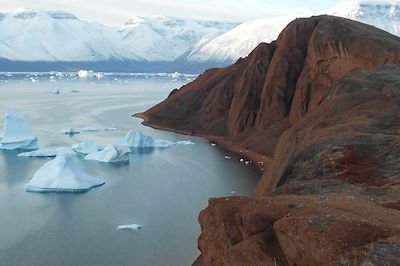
[0,72,259,266]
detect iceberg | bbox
[18,147,73,157]
[123,131,175,148]
[25,153,105,193]
[78,70,88,79]
[72,140,102,155]
[116,224,142,231]
[60,128,80,135]
[0,108,38,150]
[85,144,130,163]
[81,127,100,132]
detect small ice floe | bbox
[72,140,102,155]
[70,89,80,93]
[95,73,103,79]
[25,152,105,193]
[60,128,80,135]
[85,144,130,163]
[231,190,236,194]
[78,70,88,79]
[224,156,231,159]
[210,143,216,146]
[0,108,38,150]
[171,72,182,79]
[105,127,118,131]
[239,158,244,163]
[18,147,73,157]
[175,140,195,145]
[81,127,100,132]
[122,131,175,148]
[245,161,250,165]
[51,87,60,95]
[116,224,142,231]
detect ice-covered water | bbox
[0,72,259,266]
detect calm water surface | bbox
[0,73,259,266]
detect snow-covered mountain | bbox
[327,0,400,36]
[175,16,294,68]
[2,1,400,73]
[177,0,400,72]
[0,9,237,63]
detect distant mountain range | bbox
[1,1,400,73]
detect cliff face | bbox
[141,15,400,265]
[143,15,400,136]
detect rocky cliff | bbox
[140,15,400,265]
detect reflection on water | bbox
[0,74,259,266]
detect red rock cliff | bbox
[140,15,400,265]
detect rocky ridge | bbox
[140,15,400,265]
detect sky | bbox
[0,0,393,26]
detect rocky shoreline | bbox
[138,15,400,265]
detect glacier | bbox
[0,108,38,150]
[85,144,130,163]
[25,152,105,193]
[72,140,102,155]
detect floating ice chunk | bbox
[85,144,130,163]
[60,128,80,135]
[0,108,38,150]
[81,127,100,132]
[78,70,88,79]
[116,224,142,231]
[239,158,244,163]
[210,143,216,146]
[18,147,74,157]
[123,131,175,148]
[51,87,60,95]
[25,153,105,193]
[224,156,231,159]
[72,140,102,155]
[176,140,195,145]
[171,72,182,79]
[95,73,103,79]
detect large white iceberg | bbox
[25,153,105,193]
[0,108,38,150]
[123,131,175,148]
[72,140,102,155]
[85,144,130,163]
[18,147,73,157]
